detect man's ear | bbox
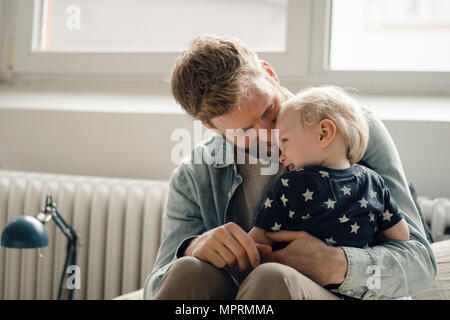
[317,119,336,148]
[202,121,223,136]
[261,60,279,84]
[202,121,213,130]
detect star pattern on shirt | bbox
[355,171,363,178]
[382,209,393,221]
[324,198,336,209]
[271,222,281,232]
[341,186,351,196]
[358,197,368,208]
[325,237,337,246]
[350,222,360,234]
[255,165,401,251]
[319,171,329,178]
[302,189,314,202]
[301,213,311,220]
[338,214,349,223]
[264,198,273,209]
[280,194,288,207]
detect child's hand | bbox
[248,226,274,246]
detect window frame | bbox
[305,0,450,94]
[3,0,450,94]
[11,0,311,79]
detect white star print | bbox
[280,194,288,207]
[319,171,329,178]
[324,198,336,209]
[359,197,368,208]
[369,212,375,222]
[264,198,273,208]
[301,213,311,220]
[338,214,349,223]
[350,222,360,234]
[325,237,337,245]
[369,190,377,199]
[289,210,295,219]
[341,186,351,196]
[281,178,289,187]
[382,209,393,221]
[302,189,314,202]
[271,222,281,232]
[355,171,363,178]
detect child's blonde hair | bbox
[280,86,369,165]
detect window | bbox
[4,0,450,93]
[330,0,450,71]
[39,0,288,52]
[12,0,310,78]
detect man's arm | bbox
[338,107,436,298]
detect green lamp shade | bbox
[1,216,49,248]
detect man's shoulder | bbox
[179,134,234,167]
[171,134,234,182]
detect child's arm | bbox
[248,226,274,246]
[380,218,410,241]
[377,181,410,242]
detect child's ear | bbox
[317,119,336,148]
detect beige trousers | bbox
[152,256,341,300]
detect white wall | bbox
[0,101,449,198]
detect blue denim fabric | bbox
[143,106,437,300]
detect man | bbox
[143,34,436,300]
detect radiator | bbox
[0,170,169,300]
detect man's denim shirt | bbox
[144,106,437,300]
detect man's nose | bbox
[279,153,286,164]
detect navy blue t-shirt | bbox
[253,164,404,251]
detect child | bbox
[248,86,410,297]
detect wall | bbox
[0,91,449,198]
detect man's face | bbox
[210,74,288,154]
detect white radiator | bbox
[0,170,168,300]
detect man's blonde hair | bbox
[171,34,264,125]
[280,86,369,165]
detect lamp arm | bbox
[50,205,77,245]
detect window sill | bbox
[0,83,449,122]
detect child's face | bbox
[276,114,322,171]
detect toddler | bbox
[248,86,410,297]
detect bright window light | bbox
[37,0,288,52]
[330,0,450,71]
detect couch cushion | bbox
[412,239,450,300]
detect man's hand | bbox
[184,222,272,272]
[260,230,348,286]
